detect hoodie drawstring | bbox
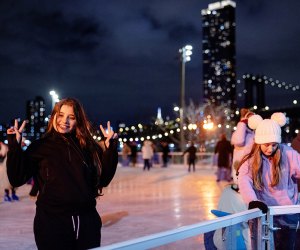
[71,215,80,240]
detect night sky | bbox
[1,0,300,126]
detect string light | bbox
[237,74,300,102]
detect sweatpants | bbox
[34,207,102,250]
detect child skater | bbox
[238,112,300,250]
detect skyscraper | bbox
[26,96,47,140]
[201,0,236,110]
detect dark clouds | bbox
[0,0,299,125]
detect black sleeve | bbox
[7,135,36,187]
[99,138,118,187]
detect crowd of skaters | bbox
[121,139,204,171]
[121,140,171,170]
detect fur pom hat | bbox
[248,112,286,144]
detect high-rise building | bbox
[26,96,47,140]
[201,0,236,110]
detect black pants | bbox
[274,214,300,250]
[34,207,102,250]
[143,159,151,170]
[162,156,169,167]
[188,159,195,172]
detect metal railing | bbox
[266,205,300,249]
[95,205,300,250]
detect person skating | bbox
[142,140,153,171]
[183,142,197,172]
[0,141,19,202]
[214,134,233,182]
[230,108,255,183]
[161,141,170,167]
[238,112,300,250]
[6,98,118,250]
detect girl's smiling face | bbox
[54,105,76,134]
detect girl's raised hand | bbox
[99,121,117,147]
[7,119,27,143]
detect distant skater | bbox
[142,140,153,171]
[161,141,170,167]
[214,134,233,182]
[183,142,197,172]
[129,141,138,167]
[0,141,19,202]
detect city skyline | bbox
[1,0,300,125]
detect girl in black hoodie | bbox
[7,98,118,250]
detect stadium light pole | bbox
[178,45,193,151]
[49,90,59,110]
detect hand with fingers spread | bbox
[7,119,27,143]
[100,121,117,148]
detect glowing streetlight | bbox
[49,90,59,110]
[203,121,214,130]
[173,106,180,112]
[178,44,193,151]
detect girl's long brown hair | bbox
[46,98,102,177]
[237,143,282,190]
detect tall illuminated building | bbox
[201,0,236,110]
[155,107,164,125]
[26,96,47,140]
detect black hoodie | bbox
[7,131,118,214]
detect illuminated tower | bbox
[201,0,236,110]
[155,107,164,125]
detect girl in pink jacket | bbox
[238,112,300,250]
[230,108,255,183]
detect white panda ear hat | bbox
[248,112,286,144]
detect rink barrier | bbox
[95,205,300,250]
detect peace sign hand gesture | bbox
[99,121,117,148]
[7,119,27,144]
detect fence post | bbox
[256,214,269,250]
[266,213,275,250]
